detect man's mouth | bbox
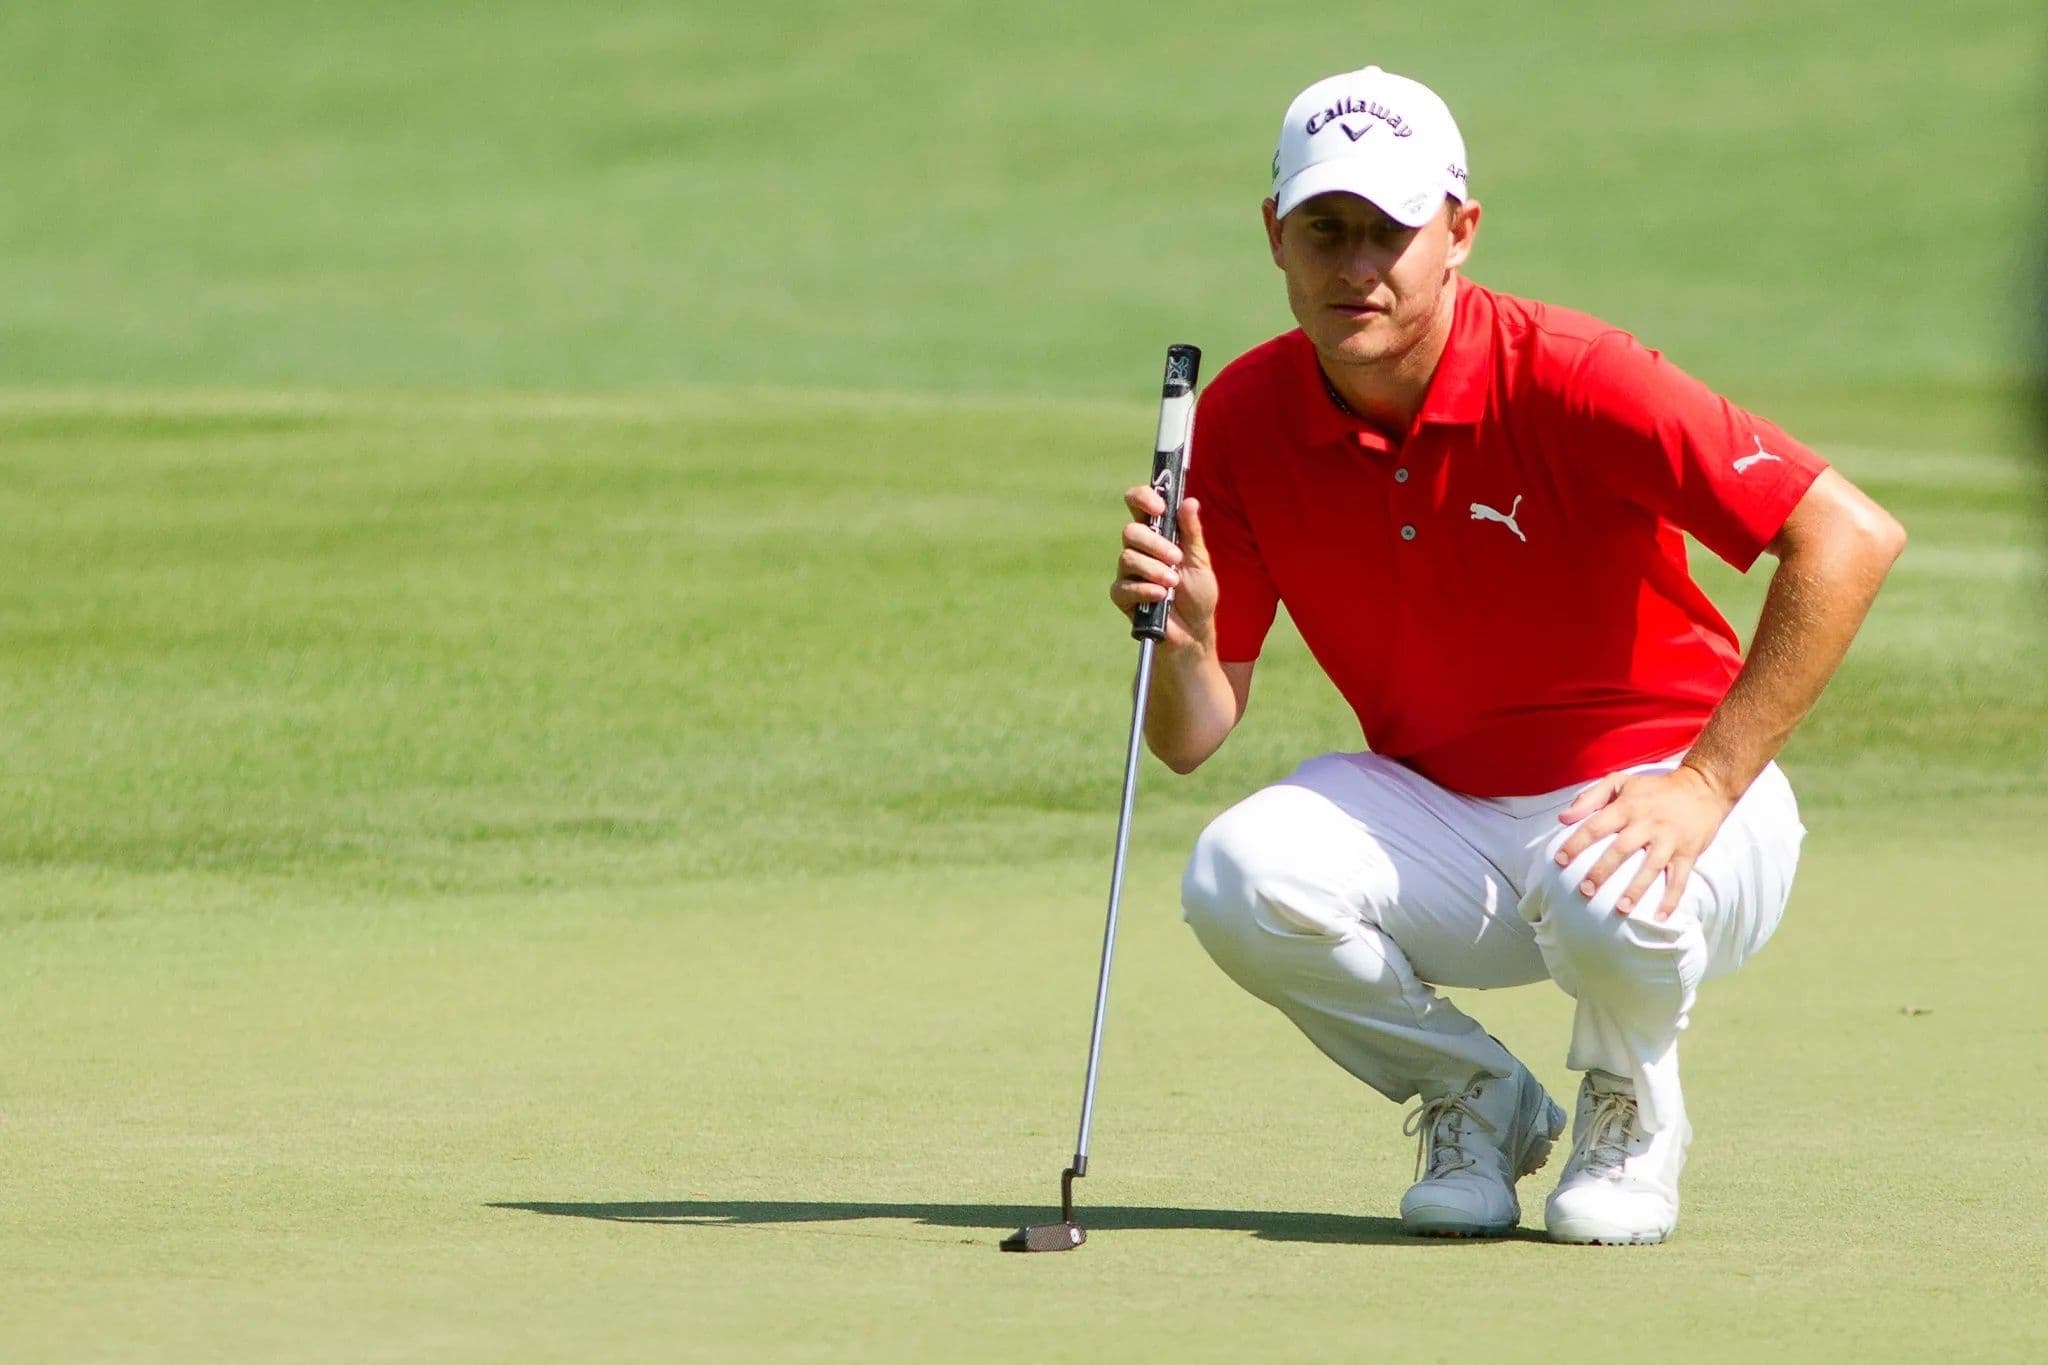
[1330,301,1384,318]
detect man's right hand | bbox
[1109,487,1218,654]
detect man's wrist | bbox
[1678,755,1743,807]
[1162,627,1216,664]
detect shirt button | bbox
[1394,468,1410,483]
[1400,525,1417,541]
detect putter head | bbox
[1000,1220,1085,1253]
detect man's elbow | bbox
[1873,508,1907,567]
[1781,479,1907,577]
[1857,502,1908,574]
[1775,469,1907,576]
[1148,727,1226,774]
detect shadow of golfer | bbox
[488,1199,1542,1246]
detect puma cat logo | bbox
[1468,494,1526,543]
[1734,434,1781,474]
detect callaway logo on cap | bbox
[1272,65,1469,227]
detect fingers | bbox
[1122,517,1182,568]
[1113,485,1190,608]
[1178,496,1208,566]
[1612,840,1670,917]
[1123,483,1165,522]
[1575,827,1643,905]
[1559,776,1619,826]
[1555,779,1626,865]
[1653,855,1694,922]
[1111,500,1180,618]
[1552,768,1725,919]
[1112,486,1212,648]
[1109,572,1167,616]
[1557,825,1664,918]
[1115,545,1178,595]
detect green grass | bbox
[1,2,2039,396]
[1,387,2042,1362]
[2,0,2046,1360]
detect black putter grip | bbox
[1130,344,1202,642]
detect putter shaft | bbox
[1071,637,1157,1180]
[1005,344,1199,1254]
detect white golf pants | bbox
[1181,751,1805,1133]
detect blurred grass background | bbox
[2,1,2037,397]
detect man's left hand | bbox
[1554,765,1737,920]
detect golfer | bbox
[1110,65,1904,1243]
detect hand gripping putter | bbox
[1002,343,1201,1254]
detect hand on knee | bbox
[1525,826,1667,923]
[1520,829,1670,970]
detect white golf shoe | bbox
[1543,1069,1690,1245]
[1398,1064,1566,1237]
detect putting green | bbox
[0,389,2041,1362]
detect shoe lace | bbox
[1402,1092,1499,1181]
[1570,1090,1638,1178]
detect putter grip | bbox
[1130,344,1201,642]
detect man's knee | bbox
[1181,803,1277,969]
[1182,788,1366,968]
[1519,824,1705,999]
[1520,827,1658,961]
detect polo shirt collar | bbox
[1293,278,1493,448]
[1418,278,1491,427]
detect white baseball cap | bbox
[1270,66,1469,227]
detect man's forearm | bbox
[1683,491,1905,801]
[1143,639,1242,774]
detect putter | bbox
[1002,343,1201,1254]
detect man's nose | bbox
[1335,238,1381,286]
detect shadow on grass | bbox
[489,1199,1544,1246]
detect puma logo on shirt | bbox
[1734,434,1781,474]
[1469,494,1526,543]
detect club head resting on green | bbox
[999,1220,1085,1252]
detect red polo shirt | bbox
[1187,279,1826,797]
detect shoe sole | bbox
[1400,1195,1516,1238]
[1546,1225,1673,1246]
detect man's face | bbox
[1263,191,1480,371]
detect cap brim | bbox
[1273,158,1443,228]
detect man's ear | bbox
[1443,198,1482,271]
[1262,198,1285,267]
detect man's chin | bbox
[1313,330,1393,368]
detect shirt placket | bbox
[1341,426,1415,717]
[1388,426,1441,711]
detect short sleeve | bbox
[1184,389,1279,662]
[1565,332,1828,570]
